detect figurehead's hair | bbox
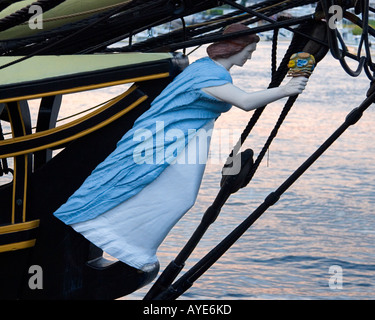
[207,23,260,60]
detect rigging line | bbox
[0,0,136,70]
[186,45,201,56]
[180,0,297,30]
[156,89,375,300]
[238,0,317,26]
[358,0,375,73]
[7,1,238,54]
[168,0,297,35]
[27,0,176,54]
[144,169,235,300]
[271,28,279,85]
[343,11,375,37]
[181,17,187,55]
[337,30,367,77]
[321,0,373,79]
[79,16,170,54]
[180,3,283,56]
[221,0,315,40]
[112,6,262,53]
[73,1,175,54]
[350,0,374,76]
[163,14,320,52]
[114,1,318,53]
[342,10,375,74]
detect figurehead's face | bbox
[230,43,257,67]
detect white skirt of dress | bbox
[71,120,214,271]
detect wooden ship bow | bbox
[0,0,217,299]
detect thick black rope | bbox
[271,28,279,82]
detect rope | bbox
[107,0,318,53]
[271,28,279,82]
[321,0,375,80]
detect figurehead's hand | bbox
[282,77,309,96]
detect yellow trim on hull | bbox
[0,220,40,253]
[0,240,36,253]
[0,72,169,104]
[0,220,40,235]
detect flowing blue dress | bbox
[53,57,233,269]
